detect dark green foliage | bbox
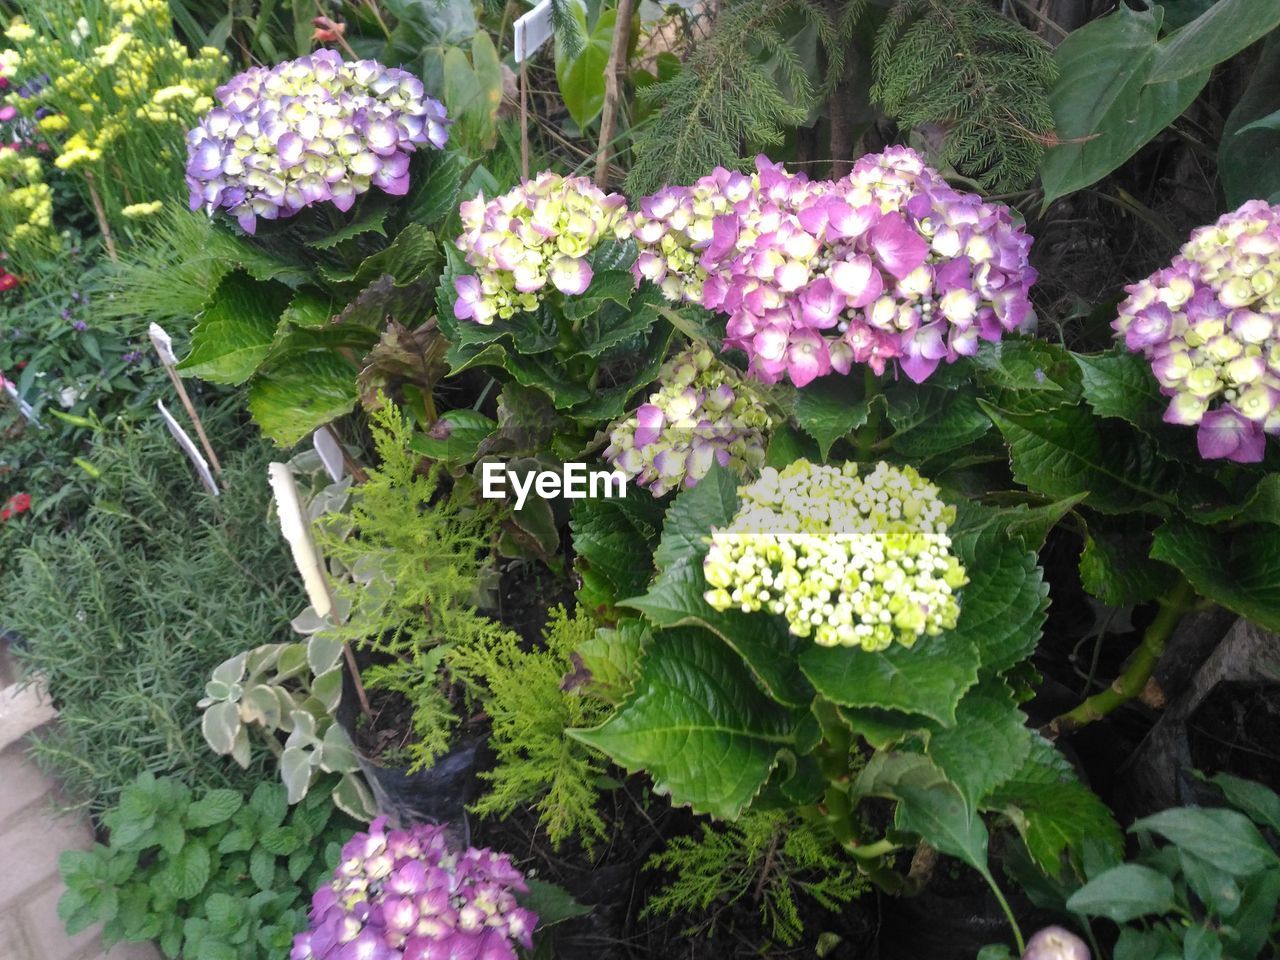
[643,810,866,946]
[872,0,1056,191]
[319,401,511,770]
[449,605,611,850]
[59,773,355,960]
[625,0,864,196]
[5,405,298,810]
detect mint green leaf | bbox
[1150,521,1280,631]
[925,679,1032,810]
[982,401,1181,515]
[1066,864,1176,922]
[570,628,796,818]
[799,635,980,726]
[153,817,186,857]
[894,780,990,875]
[166,843,211,900]
[249,846,277,892]
[1130,807,1278,876]
[1148,0,1280,84]
[791,376,869,460]
[258,827,301,857]
[185,790,243,829]
[984,735,1123,877]
[1039,4,1210,206]
[555,7,615,127]
[247,352,358,446]
[179,273,291,385]
[1207,772,1280,833]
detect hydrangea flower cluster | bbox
[1115,199,1280,463]
[629,149,1037,387]
[185,49,448,234]
[604,346,773,496]
[291,818,537,960]
[453,173,628,324]
[703,459,968,651]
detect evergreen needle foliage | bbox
[625,0,864,196]
[872,0,1056,191]
[5,403,295,811]
[319,401,509,771]
[448,605,610,851]
[643,811,866,946]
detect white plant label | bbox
[480,461,626,510]
[514,0,554,62]
[1,376,39,426]
[268,462,333,619]
[157,400,219,496]
[148,322,179,366]
[313,427,346,484]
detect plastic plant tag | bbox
[157,400,219,496]
[514,0,554,62]
[148,322,178,366]
[313,427,346,484]
[268,462,332,618]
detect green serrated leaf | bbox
[249,845,277,892]
[791,376,869,460]
[411,410,496,465]
[895,780,990,875]
[569,627,796,818]
[982,401,1181,516]
[925,679,1032,809]
[307,196,388,250]
[179,273,292,385]
[1150,521,1280,631]
[247,351,358,446]
[166,843,211,900]
[1079,528,1178,607]
[886,385,990,458]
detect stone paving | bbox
[0,646,158,960]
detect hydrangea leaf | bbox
[894,780,990,876]
[623,466,812,707]
[975,338,1073,393]
[403,149,465,228]
[571,495,664,611]
[247,352,359,446]
[791,376,870,460]
[1079,529,1178,607]
[569,628,797,818]
[947,510,1049,676]
[886,384,991,458]
[179,273,291,385]
[981,400,1182,516]
[575,620,650,704]
[924,678,1033,810]
[1193,474,1280,528]
[1074,347,1168,433]
[949,495,1085,554]
[799,634,980,726]
[983,735,1123,877]
[1150,521,1280,631]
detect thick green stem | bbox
[856,366,882,462]
[1048,577,1197,737]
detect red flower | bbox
[0,273,19,292]
[0,492,31,521]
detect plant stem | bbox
[595,0,636,187]
[856,366,882,462]
[84,173,117,262]
[1047,576,1197,737]
[983,870,1026,954]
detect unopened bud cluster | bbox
[703,460,967,650]
[453,172,628,324]
[604,345,772,496]
[1115,198,1280,462]
[291,817,537,960]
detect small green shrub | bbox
[59,773,354,960]
[449,604,612,851]
[643,810,866,947]
[5,404,298,809]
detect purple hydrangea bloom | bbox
[184,50,449,234]
[604,345,773,496]
[1115,199,1280,464]
[292,818,537,960]
[627,148,1038,388]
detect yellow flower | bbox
[95,32,133,67]
[37,114,69,133]
[121,200,164,219]
[4,19,35,42]
[152,84,196,104]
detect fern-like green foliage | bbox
[872,0,1056,192]
[643,811,866,946]
[319,402,509,771]
[625,0,864,196]
[448,606,611,851]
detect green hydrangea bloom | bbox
[703,460,967,651]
